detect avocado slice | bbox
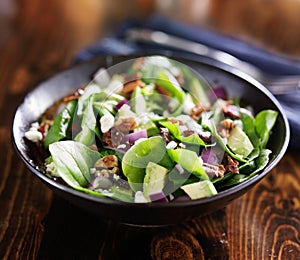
[181,180,217,200]
[228,126,254,158]
[143,162,169,200]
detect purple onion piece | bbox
[148,191,168,203]
[209,86,228,102]
[201,148,218,164]
[115,99,129,110]
[125,129,147,144]
[213,86,227,99]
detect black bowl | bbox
[12,54,290,226]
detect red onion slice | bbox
[148,191,168,202]
[125,129,147,144]
[115,99,129,110]
[201,148,218,164]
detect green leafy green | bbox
[44,100,77,149]
[167,149,208,180]
[122,136,172,191]
[201,112,247,162]
[160,121,206,147]
[254,110,278,148]
[217,148,272,188]
[49,140,101,187]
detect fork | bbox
[125,29,300,95]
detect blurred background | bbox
[1,0,300,60]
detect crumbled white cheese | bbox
[178,143,186,149]
[25,122,43,142]
[117,144,127,150]
[166,141,177,150]
[100,112,114,133]
[24,130,43,142]
[138,112,155,125]
[90,167,96,174]
[134,191,148,203]
[113,174,120,181]
[46,161,60,177]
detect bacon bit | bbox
[191,104,208,121]
[155,83,171,96]
[167,117,184,125]
[224,155,239,174]
[203,163,226,179]
[63,87,85,102]
[222,103,241,119]
[121,80,145,94]
[115,117,137,132]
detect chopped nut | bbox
[102,128,125,148]
[167,117,184,125]
[155,83,171,96]
[111,167,120,175]
[160,127,172,143]
[121,79,145,94]
[222,103,241,119]
[191,104,207,121]
[217,118,234,138]
[94,155,119,169]
[224,155,239,174]
[203,163,225,179]
[115,117,137,132]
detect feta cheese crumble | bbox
[24,122,43,142]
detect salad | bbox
[25,56,278,203]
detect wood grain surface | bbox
[0,0,300,259]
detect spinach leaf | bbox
[167,149,208,180]
[201,112,247,162]
[254,110,278,148]
[122,136,172,191]
[74,91,121,145]
[218,149,271,188]
[240,109,260,147]
[49,141,134,202]
[44,100,77,149]
[49,140,101,187]
[172,61,210,107]
[160,121,206,147]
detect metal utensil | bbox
[125,29,300,95]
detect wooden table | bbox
[1,1,300,259]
